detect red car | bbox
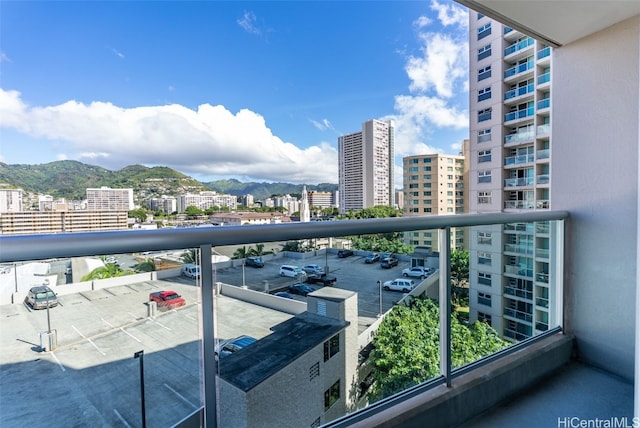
[149,290,186,310]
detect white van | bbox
[279,265,307,279]
[182,264,201,279]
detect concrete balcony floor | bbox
[461,361,634,427]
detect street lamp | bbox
[377,280,382,317]
[134,350,146,428]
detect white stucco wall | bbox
[552,15,639,381]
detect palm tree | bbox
[134,258,156,272]
[181,249,199,265]
[82,263,133,281]
[233,246,248,260]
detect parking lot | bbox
[0,251,426,427]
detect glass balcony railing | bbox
[504,177,534,187]
[504,26,513,34]
[537,98,550,110]
[537,174,550,184]
[536,272,550,283]
[504,286,533,300]
[505,130,534,144]
[536,297,549,308]
[504,83,534,101]
[537,149,550,159]
[537,72,551,85]
[537,47,551,60]
[505,107,534,122]
[536,248,550,258]
[504,243,534,255]
[504,200,535,209]
[0,211,568,427]
[504,154,534,166]
[537,124,551,135]
[504,61,534,78]
[504,37,534,56]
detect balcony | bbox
[537,72,551,85]
[537,46,551,60]
[504,243,534,255]
[504,83,534,102]
[536,123,551,136]
[536,149,550,160]
[537,98,551,110]
[504,130,534,145]
[537,174,550,185]
[504,107,534,123]
[504,61,534,80]
[0,211,577,427]
[504,37,534,58]
[504,177,534,188]
[504,154,534,166]
[504,200,535,209]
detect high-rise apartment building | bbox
[402,150,467,252]
[468,14,554,341]
[86,187,135,211]
[338,119,395,214]
[0,189,23,213]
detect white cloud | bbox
[237,11,261,35]
[0,88,337,184]
[110,47,125,59]
[310,118,334,131]
[0,51,12,63]
[413,16,432,29]
[430,0,468,28]
[405,32,468,99]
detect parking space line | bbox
[149,318,171,331]
[164,383,198,409]
[184,314,197,321]
[102,318,115,328]
[72,325,106,356]
[120,327,141,343]
[113,409,132,428]
[50,352,66,372]
[128,312,144,321]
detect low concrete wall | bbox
[218,283,307,315]
[346,333,574,428]
[154,268,182,280]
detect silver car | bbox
[24,286,58,310]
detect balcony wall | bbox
[551,15,639,382]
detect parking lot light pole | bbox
[377,280,382,317]
[134,350,146,428]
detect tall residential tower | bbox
[468,14,555,341]
[338,119,395,214]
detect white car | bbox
[302,264,324,275]
[402,266,432,279]
[382,278,416,292]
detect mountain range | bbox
[0,160,338,202]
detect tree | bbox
[232,246,248,259]
[451,249,469,283]
[184,205,203,217]
[128,207,148,223]
[82,263,134,281]
[134,258,156,272]
[181,249,199,265]
[368,297,509,402]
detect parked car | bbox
[402,266,432,279]
[364,253,380,264]
[149,290,186,310]
[219,335,257,357]
[302,264,324,276]
[288,283,315,296]
[306,274,337,286]
[383,278,416,293]
[280,265,307,279]
[380,256,399,269]
[182,264,200,279]
[24,285,58,310]
[338,249,354,258]
[245,256,265,268]
[274,292,294,299]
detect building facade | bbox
[177,191,238,213]
[86,187,135,211]
[467,14,554,341]
[0,211,128,235]
[0,189,23,213]
[338,119,395,214]
[402,152,467,251]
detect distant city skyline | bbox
[0,1,470,186]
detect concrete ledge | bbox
[349,332,574,428]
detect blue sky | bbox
[0,0,470,186]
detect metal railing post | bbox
[200,244,218,427]
[439,227,452,386]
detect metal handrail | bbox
[0,211,569,263]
